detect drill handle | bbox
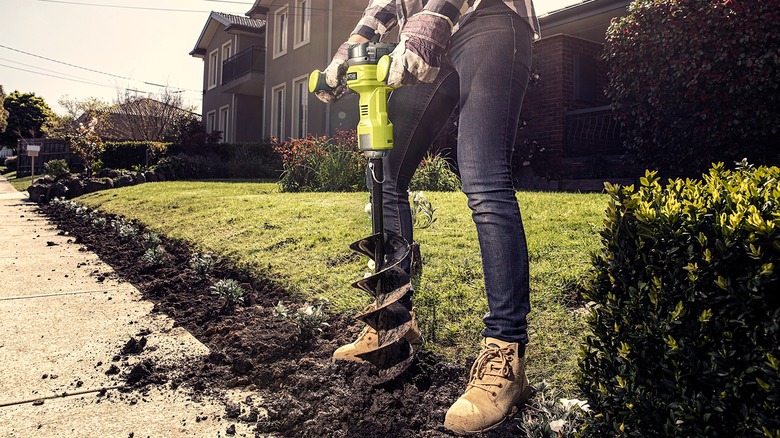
[376,55,394,87]
[308,69,336,93]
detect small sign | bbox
[27,145,41,157]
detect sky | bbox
[0,0,582,115]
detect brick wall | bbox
[517,34,614,178]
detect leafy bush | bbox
[153,154,214,180]
[66,118,104,177]
[579,162,780,436]
[274,132,364,192]
[166,141,282,179]
[605,0,780,176]
[102,141,168,170]
[410,152,461,191]
[43,159,70,178]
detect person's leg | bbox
[380,65,460,277]
[443,7,534,434]
[449,9,532,350]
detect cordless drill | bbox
[309,42,395,157]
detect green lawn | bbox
[1,170,33,192]
[74,181,608,394]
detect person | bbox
[315,0,539,434]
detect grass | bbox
[1,170,33,192]
[73,181,609,394]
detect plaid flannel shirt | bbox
[352,0,540,41]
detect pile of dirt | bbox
[42,204,531,437]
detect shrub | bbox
[67,118,104,177]
[275,132,364,192]
[4,156,17,171]
[579,162,780,437]
[153,154,214,180]
[605,0,780,176]
[43,159,70,178]
[163,142,281,180]
[410,152,461,191]
[102,141,168,170]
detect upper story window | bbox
[208,49,219,90]
[273,5,289,59]
[221,41,233,84]
[293,0,311,49]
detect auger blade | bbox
[355,300,413,348]
[355,337,412,370]
[351,266,411,303]
[350,232,410,268]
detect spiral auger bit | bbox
[310,42,417,377]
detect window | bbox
[219,105,230,143]
[206,110,217,134]
[293,0,311,49]
[271,83,286,139]
[574,54,597,102]
[292,75,308,139]
[273,5,289,59]
[221,41,233,85]
[208,49,219,89]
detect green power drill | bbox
[309,43,417,376]
[309,42,396,157]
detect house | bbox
[192,0,634,186]
[516,0,635,186]
[190,12,267,143]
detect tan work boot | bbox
[332,308,422,363]
[443,337,531,435]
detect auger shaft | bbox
[310,42,416,375]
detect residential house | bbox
[190,12,266,143]
[193,0,634,186]
[245,0,372,141]
[517,0,635,187]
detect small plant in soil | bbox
[210,279,244,310]
[141,245,168,267]
[518,382,590,437]
[273,297,330,339]
[189,251,221,275]
[410,190,437,229]
[141,232,162,250]
[90,214,107,229]
[111,219,138,243]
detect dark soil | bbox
[42,204,533,437]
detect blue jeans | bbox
[379,4,533,349]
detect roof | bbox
[539,0,632,43]
[190,11,266,58]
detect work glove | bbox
[385,11,452,88]
[315,42,352,103]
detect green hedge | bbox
[159,142,282,180]
[580,162,779,437]
[102,141,169,170]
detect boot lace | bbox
[466,344,514,397]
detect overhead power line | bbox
[0,44,201,93]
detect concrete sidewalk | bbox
[0,177,253,437]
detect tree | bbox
[0,86,8,135]
[0,90,55,149]
[110,88,196,141]
[605,0,780,176]
[50,95,113,139]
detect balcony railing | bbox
[222,46,265,85]
[563,105,625,153]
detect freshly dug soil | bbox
[42,204,532,437]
